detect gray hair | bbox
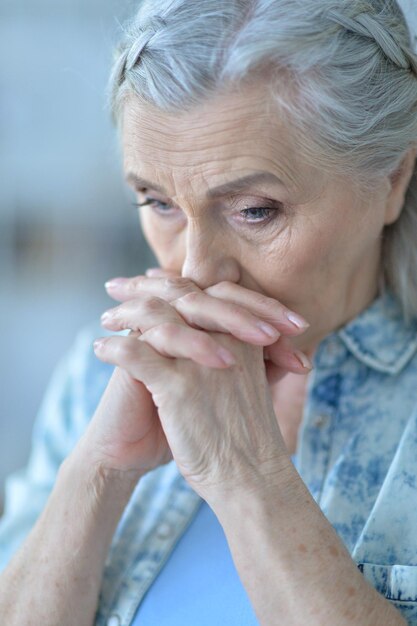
[108,0,417,322]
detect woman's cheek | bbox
[261,228,331,311]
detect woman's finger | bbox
[205,282,309,333]
[138,324,237,368]
[101,295,183,333]
[102,296,311,374]
[100,296,237,368]
[95,328,235,371]
[93,335,171,387]
[94,332,311,382]
[105,275,200,304]
[105,275,309,336]
[103,292,281,345]
[174,291,281,343]
[264,335,313,374]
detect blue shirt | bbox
[132,454,296,626]
[132,500,260,625]
[1,289,417,624]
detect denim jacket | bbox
[1,289,417,625]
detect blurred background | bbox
[0,0,156,513]
[0,0,416,514]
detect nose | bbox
[181,223,241,289]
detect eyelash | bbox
[132,198,282,227]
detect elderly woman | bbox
[1,0,417,624]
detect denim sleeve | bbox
[0,326,112,573]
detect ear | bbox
[384,146,417,226]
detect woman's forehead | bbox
[121,89,321,196]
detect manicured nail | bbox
[293,349,313,370]
[105,277,129,290]
[93,338,107,352]
[146,268,165,277]
[217,347,236,367]
[100,311,113,324]
[286,312,310,330]
[256,322,280,339]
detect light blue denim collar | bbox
[314,289,417,375]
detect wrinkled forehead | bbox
[121,85,325,198]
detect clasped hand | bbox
[92,270,311,503]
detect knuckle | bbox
[255,294,276,309]
[175,290,201,306]
[227,302,244,318]
[155,321,182,340]
[142,295,166,312]
[164,276,192,290]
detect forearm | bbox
[214,459,407,626]
[0,440,141,626]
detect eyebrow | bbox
[125,171,287,198]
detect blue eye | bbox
[133,198,177,215]
[240,207,274,222]
[134,198,281,227]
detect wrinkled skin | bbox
[123,85,413,351]
[90,82,416,492]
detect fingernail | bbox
[146,268,164,277]
[292,349,313,370]
[100,311,113,324]
[93,338,107,352]
[105,277,129,290]
[217,347,236,367]
[256,322,280,338]
[286,312,310,330]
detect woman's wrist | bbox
[208,451,298,517]
[211,463,406,626]
[0,435,143,626]
[61,435,144,508]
